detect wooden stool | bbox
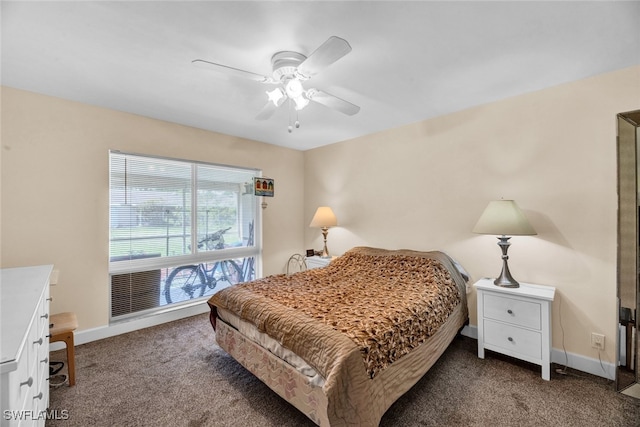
[49,312,78,386]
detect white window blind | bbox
[109,151,260,320]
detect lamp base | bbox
[320,227,330,258]
[493,270,520,288]
[493,236,520,288]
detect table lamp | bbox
[472,200,536,288]
[309,206,337,258]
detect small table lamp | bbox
[472,200,536,288]
[309,206,337,258]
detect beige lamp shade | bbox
[472,200,536,236]
[309,207,338,228]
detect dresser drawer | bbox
[34,334,50,414]
[484,319,542,360]
[36,289,50,339]
[483,293,542,330]
[6,346,32,418]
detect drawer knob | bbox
[41,357,49,364]
[508,337,514,342]
[41,313,49,319]
[33,337,43,345]
[507,309,513,315]
[20,377,34,388]
[33,392,43,400]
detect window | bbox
[109,151,259,320]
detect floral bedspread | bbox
[209,246,466,380]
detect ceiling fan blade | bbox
[192,59,275,83]
[255,100,282,120]
[296,36,352,78]
[307,89,360,116]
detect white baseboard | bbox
[551,346,616,380]
[461,324,615,380]
[50,301,210,351]
[461,324,476,339]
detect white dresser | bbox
[475,277,555,380]
[1,265,53,426]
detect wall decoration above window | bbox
[254,177,274,197]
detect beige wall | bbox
[2,65,639,363]
[0,87,305,330]
[304,65,640,362]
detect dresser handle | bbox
[507,337,514,342]
[41,357,49,364]
[41,313,49,319]
[47,297,53,302]
[20,377,33,387]
[33,337,43,345]
[33,392,43,400]
[507,309,513,315]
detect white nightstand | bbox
[305,256,332,269]
[475,278,556,380]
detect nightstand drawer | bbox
[484,319,542,360]
[483,293,542,330]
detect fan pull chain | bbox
[286,99,301,133]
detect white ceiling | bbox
[2,1,639,151]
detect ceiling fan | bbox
[193,36,360,132]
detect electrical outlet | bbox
[591,333,605,350]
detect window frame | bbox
[108,150,261,315]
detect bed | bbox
[207,246,469,426]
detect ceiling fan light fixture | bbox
[284,78,310,111]
[285,78,304,99]
[266,87,285,106]
[293,95,309,111]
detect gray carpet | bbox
[47,313,640,426]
